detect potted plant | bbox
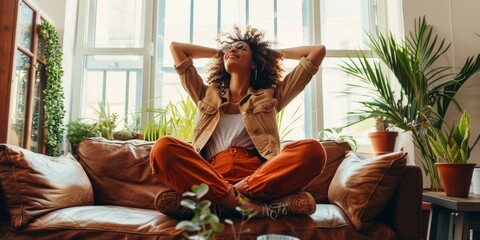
[318,126,358,152]
[368,116,398,155]
[339,16,480,190]
[92,101,118,140]
[66,120,99,156]
[428,111,480,197]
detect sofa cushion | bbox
[302,141,351,203]
[0,144,93,229]
[327,151,407,231]
[77,138,166,209]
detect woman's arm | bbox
[277,45,326,67]
[170,42,218,66]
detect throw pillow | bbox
[302,141,351,203]
[77,138,165,210]
[327,151,407,230]
[0,144,93,229]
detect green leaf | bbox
[175,221,201,232]
[180,199,197,209]
[195,183,209,199]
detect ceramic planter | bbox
[368,131,398,155]
[436,162,476,197]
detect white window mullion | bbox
[71,0,89,120]
[306,0,323,138]
[143,0,156,130]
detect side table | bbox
[423,191,480,240]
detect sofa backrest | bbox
[77,138,165,210]
[77,138,351,209]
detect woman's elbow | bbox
[309,45,326,67]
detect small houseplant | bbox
[368,116,398,155]
[66,120,99,155]
[428,111,480,197]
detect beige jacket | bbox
[174,56,319,160]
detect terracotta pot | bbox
[368,131,398,155]
[436,162,476,197]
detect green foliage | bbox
[66,120,100,146]
[428,112,480,163]
[276,103,303,140]
[175,184,225,240]
[224,198,257,240]
[92,101,118,140]
[142,95,197,141]
[39,22,66,156]
[318,127,358,152]
[340,16,480,190]
[175,183,256,240]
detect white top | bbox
[203,113,255,160]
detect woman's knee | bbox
[150,136,180,171]
[286,139,326,170]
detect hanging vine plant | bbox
[39,21,66,156]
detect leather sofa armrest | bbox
[380,165,423,240]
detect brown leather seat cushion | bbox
[3,204,393,240]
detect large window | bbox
[74,0,383,146]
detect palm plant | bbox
[340,16,480,190]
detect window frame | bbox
[72,0,385,140]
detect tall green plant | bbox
[276,103,303,141]
[142,95,198,141]
[39,22,66,156]
[340,16,480,190]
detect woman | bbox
[150,26,326,219]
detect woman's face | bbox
[222,41,255,74]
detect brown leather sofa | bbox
[0,138,423,239]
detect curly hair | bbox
[207,25,284,90]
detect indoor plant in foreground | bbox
[428,111,480,197]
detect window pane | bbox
[277,0,305,48]
[192,0,218,46]
[17,1,34,51]
[220,0,246,30]
[87,0,146,48]
[161,0,191,68]
[249,0,274,39]
[321,57,374,145]
[30,63,46,152]
[321,0,371,50]
[8,50,31,147]
[83,55,143,128]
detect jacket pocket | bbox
[251,100,278,135]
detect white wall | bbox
[401,0,480,186]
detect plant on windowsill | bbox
[39,21,66,156]
[339,16,480,190]
[92,101,119,140]
[428,111,480,197]
[368,116,398,155]
[66,120,100,156]
[317,126,358,152]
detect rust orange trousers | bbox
[149,136,326,202]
